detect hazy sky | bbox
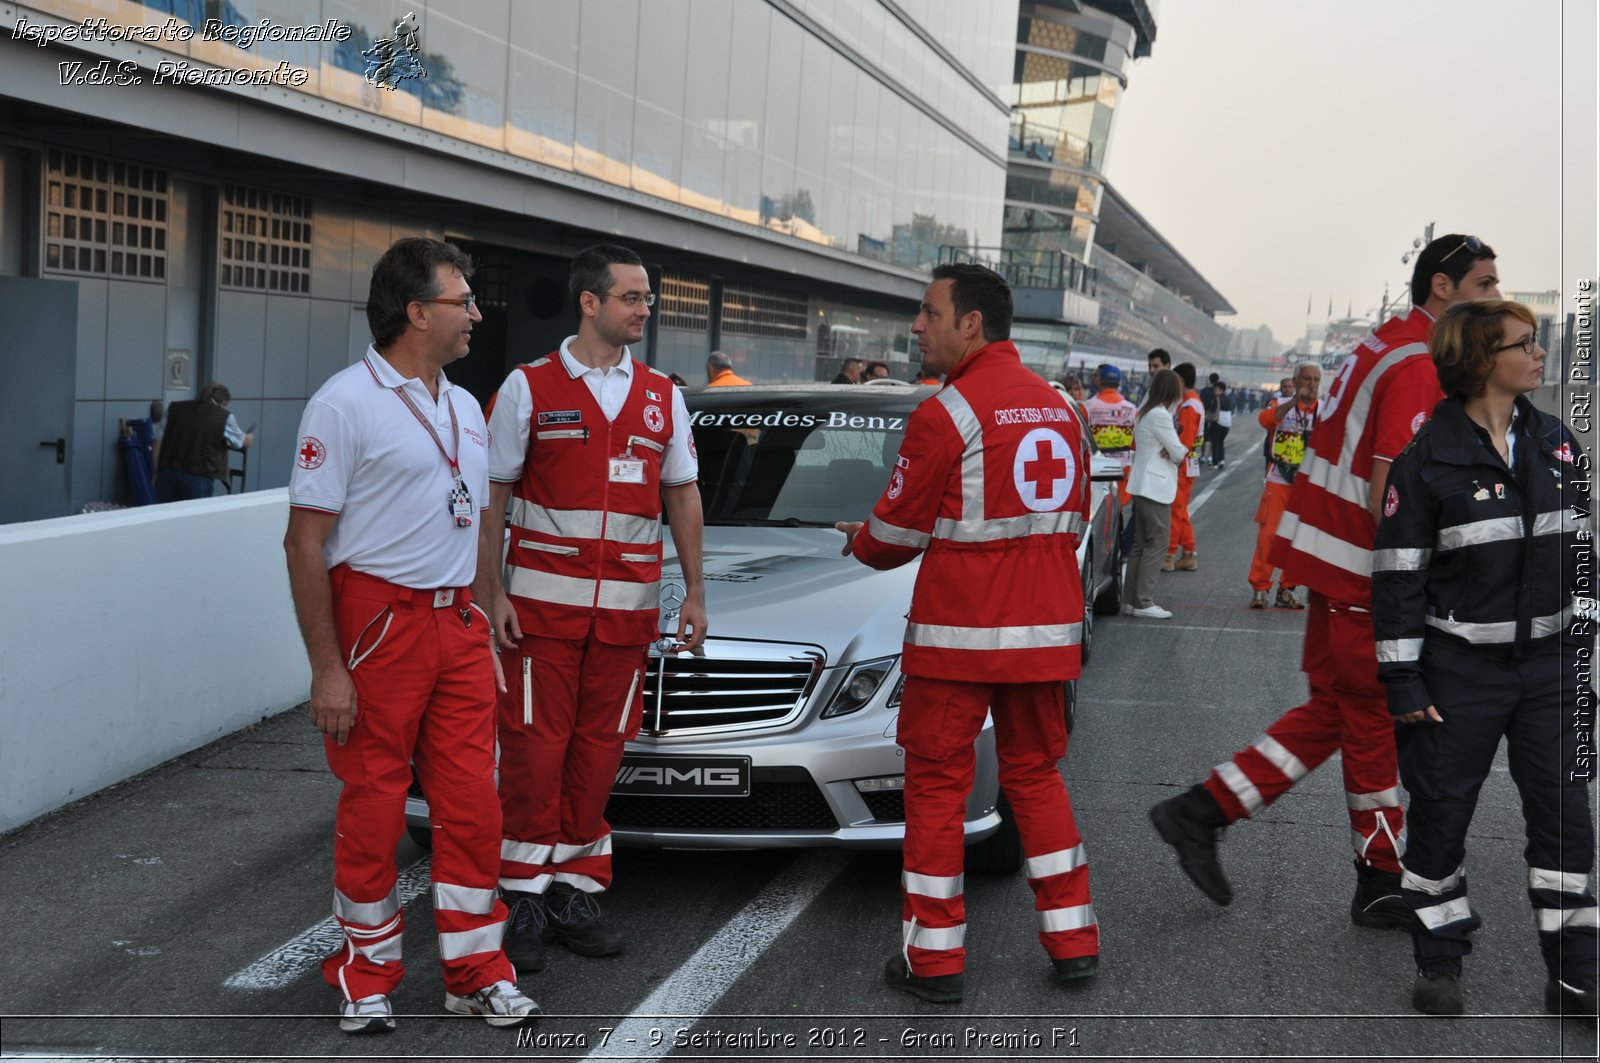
[1102,0,1597,347]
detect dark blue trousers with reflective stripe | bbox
[1397,638,1596,979]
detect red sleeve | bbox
[1371,356,1444,462]
[1257,403,1278,430]
[852,400,960,570]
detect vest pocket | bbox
[518,539,580,556]
[619,551,658,563]
[535,428,586,441]
[626,434,665,453]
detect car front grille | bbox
[639,638,825,736]
[606,767,837,831]
[859,789,906,822]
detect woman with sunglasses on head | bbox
[1372,299,1596,1020]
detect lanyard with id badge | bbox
[391,384,474,528]
[610,434,653,485]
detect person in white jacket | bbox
[1122,369,1185,619]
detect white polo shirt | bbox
[290,347,489,589]
[486,337,697,486]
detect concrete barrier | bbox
[0,490,308,832]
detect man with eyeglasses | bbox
[1151,233,1502,932]
[285,237,538,1032]
[478,243,706,972]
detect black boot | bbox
[1350,864,1416,930]
[543,882,624,957]
[883,955,964,1004]
[1052,955,1099,982]
[501,889,546,972]
[1412,957,1464,1015]
[1149,785,1233,905]
[1545,976,1599,1025]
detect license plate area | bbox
[611,754,751,797]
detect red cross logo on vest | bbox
[297,436,326,469]
[1013,428,1074,512]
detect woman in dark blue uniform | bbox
[1373,299,1596,1020]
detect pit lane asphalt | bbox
[1,422,1594,1063]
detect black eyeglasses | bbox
[1438,235,1484,266]
[420,294,477,311]
[1497,333,1539,356]
[592,290,656,307]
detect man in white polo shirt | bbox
[477,244,705,972]
[285,237,536,1034]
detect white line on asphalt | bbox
[1187,454,1248,514]
[583,851,851,1060]
[224,858,433,990]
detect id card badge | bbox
[448,480,474,528]
[609,457,647,484]
[1185,455,1200,477]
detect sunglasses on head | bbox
[1438,235,1484,266]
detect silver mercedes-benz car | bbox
[408,382,1122,873]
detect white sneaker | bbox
[339,993,396,1035]
[1129,604,1172,619]
[445,979,541,1028]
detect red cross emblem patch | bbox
[297,436,326,470]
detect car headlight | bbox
[821,656,898,718]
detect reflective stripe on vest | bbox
[506,567,660,613]
[509,498,662,544]
[937,387,986,526]
[906,621,1082,652]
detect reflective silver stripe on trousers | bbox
[1401,865,1463,896]
[933,510,1084,543]
[438,923,504,961]
[433,883,498,914]
[906,621,1082,652]
[902,920,965,951]
[500,874,553,894]
[1437,515,1522,551]
[350,928,403,964]
[509,499,662,543]
[1039,903,1097,934]
[1252,735,1308,782]
[501,840,555,867]
[869,515,930,549]
[334,885,400,926]
[552,871,605,892]
[1025,844,1088,880]
[1533,603,1576,638]
[903,871,964,899]
[936,386,985,525]
[553,835,613,863]
[1530,867,1593,894]
[1375,638,1423,663]
[1532,509,1592,537]
[1417,896,1474,931]
[1282,517,1372,578]
[1215,761,1263,816]
[1536,906,1600,932]
[506,567,660,612]
[1347,786,1400,811]
[1373,548,1431,572]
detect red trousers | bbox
[898,676,1097,977]
[497,627,647,895]
[321,568,512,1000]
[1167,472,1196,554]
[1247,481,1294,591]
[1201,592,1404,872]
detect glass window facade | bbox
[55,0,1013,275]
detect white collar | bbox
[559,337,634,379]
[365,345,452,395]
